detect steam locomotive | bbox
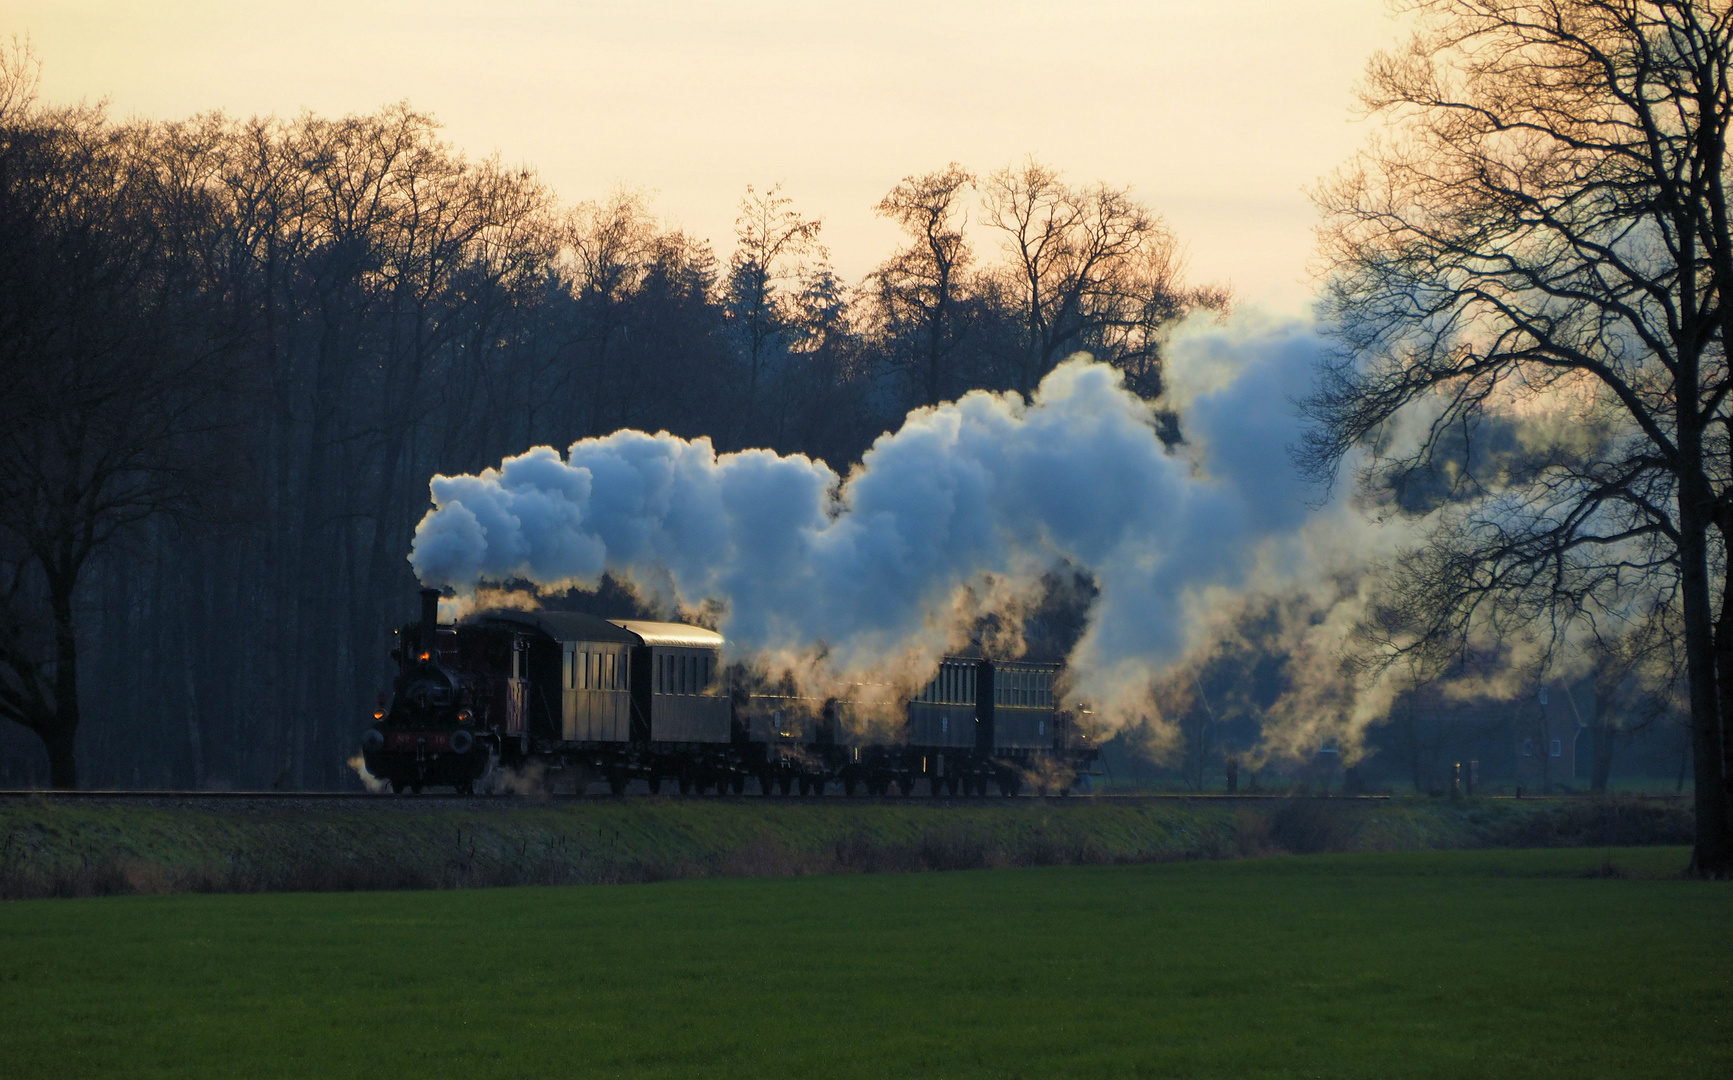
[359,588,1097,796]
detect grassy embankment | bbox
[1,847,1725,1079]
[0,793,1694,898]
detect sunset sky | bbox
[4,1,1410,312]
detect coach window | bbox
[564,648,573,690]
[655,654,664,694]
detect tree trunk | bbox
[1681,503,1731,876]
[40,719,77,790]
[1590,719,1615,795]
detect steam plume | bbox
[409,312,1349,736]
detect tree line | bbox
[0,46,1224,790]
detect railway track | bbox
[0,788,1407,804]
[3,789,1686,805]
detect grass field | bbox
[0,793,1695,897]
[2,847,1725,1079]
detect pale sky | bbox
[4,1,1410,312]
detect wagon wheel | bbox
[678,775,693,795]
[931,776,947,797]
[897,776,915,796]
[797,775,812,796]
[843,776,858,797]
[390,778,406,795]
[608,772,627,796]
[647,774,663,795]
[778,775,793,796]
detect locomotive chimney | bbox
[419,587,441,663]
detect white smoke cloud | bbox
[409,311,1351,736]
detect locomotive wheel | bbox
[897,776,914,796]
[608,773,627,796]
[843,776,858,797]
[810,777,825,796]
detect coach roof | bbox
[609,620,724,649]
[473,610,723,649]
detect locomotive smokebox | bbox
[419,587,441,662]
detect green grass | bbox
[2,847,1725,1078]
[0,794,1696,897]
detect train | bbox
[359,588,1098,796]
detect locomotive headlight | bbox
[457,709,473,726]
[361,729,385,753]
[450,729,475,755]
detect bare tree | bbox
[0,77,224,786]
[1305,0,1733,875]
[565,189,658,436]
[724,184,825,445]
[981,159,1225,398]
[868,164,975,406]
